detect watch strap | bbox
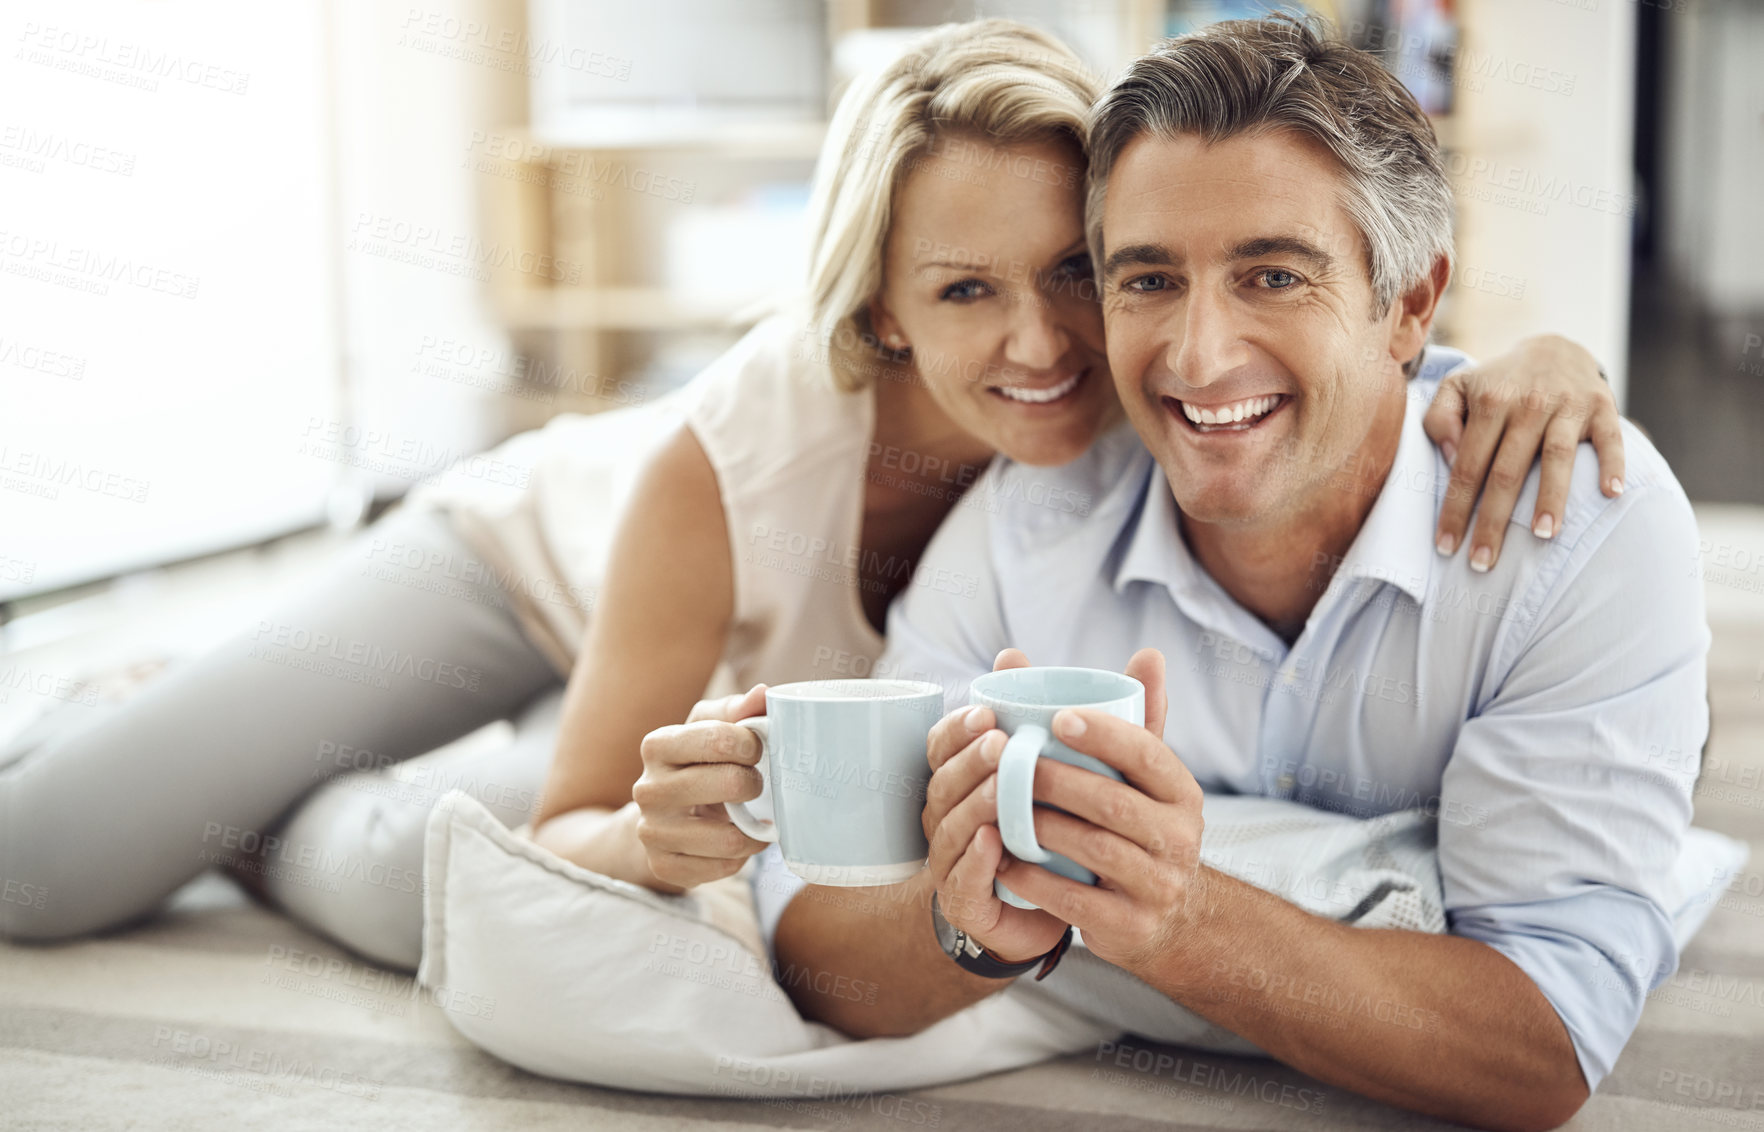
[1030,926,1074,982]
[933,893,1074,980]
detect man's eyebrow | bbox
[1230,236,1334,269]
[1102,243,1177,277]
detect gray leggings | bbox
[0,506,562,969]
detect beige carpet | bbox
[4,511,1763,1129]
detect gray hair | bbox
[1086,15,1453,316]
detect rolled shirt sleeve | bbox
[1438,466,1710,1088]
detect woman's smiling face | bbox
[870,133,1118,468]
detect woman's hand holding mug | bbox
[634,678,943,891]
[631,684,775,891]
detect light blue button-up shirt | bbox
[877,348,1710,1088]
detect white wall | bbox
[0,0,539,600]
[323,0,530,510]
[0,2,341,598]
[1447,0,1637,403]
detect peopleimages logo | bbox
[0,125,136,176]
[0,335,86,379]
[0,231,200,299]
[0,445,150,503]
[349,212,583,283]
[1093,1041,1327,1113]
[466,133,696,204]
[14,23,250,95]
[711,1056,943,1126]
[399,9,633,80]
[248,620,483,692]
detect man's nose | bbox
[1170,286,1251,389]
[1002,294,1069,373]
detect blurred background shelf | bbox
[522,119,829,159]
[483,0,1644,423]
[492,286,756,331]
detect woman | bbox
[0,20,1621,969]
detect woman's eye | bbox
[1055,253,1092,277]
[1258,269,1298,289]
[940,278,992,302]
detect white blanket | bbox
[418,790,1746,1096]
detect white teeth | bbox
[994,371,1083,404]
[1180,395,1280,428]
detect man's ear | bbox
[1389,254,1451,369]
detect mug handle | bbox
[996,725,1055,864]
[724,716,779,843]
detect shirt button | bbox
[1277,772,1296,792]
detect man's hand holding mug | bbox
[924,647,1207,973]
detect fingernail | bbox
[1533,514,1554,539]
[983,774,997,801]
[983,731,1006,759]
[1441,441,1457,467]
[964,706,988,731]
[1470,546,1492,573]
[1436,533,1456,556]
[1609,477,1624,495]
[1053,710,1086,739]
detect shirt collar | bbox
[1113,369,1450,615]
[1113,461,1192,597]
[1113,462,1285,653]
[1328,382,1439,607]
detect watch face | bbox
[931,895,964,957]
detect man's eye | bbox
[1259,269,1298,289]
[940,279,991,302]
[1125,274,1170,293]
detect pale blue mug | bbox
[968,667,1145,910]
[726,679,944,887]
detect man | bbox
[721,18,1704,1131]
[756,18,1707,1129]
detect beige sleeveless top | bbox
[412,315,886,697]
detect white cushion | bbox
[417,791,1116,1096]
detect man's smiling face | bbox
[1100,128,1413,529]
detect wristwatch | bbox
[931,893,1073,981]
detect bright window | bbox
[1,2,341,599]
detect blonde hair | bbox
[803,20,1100,393]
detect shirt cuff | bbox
[1449,886,1678,1090]
[749,844,808,960]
